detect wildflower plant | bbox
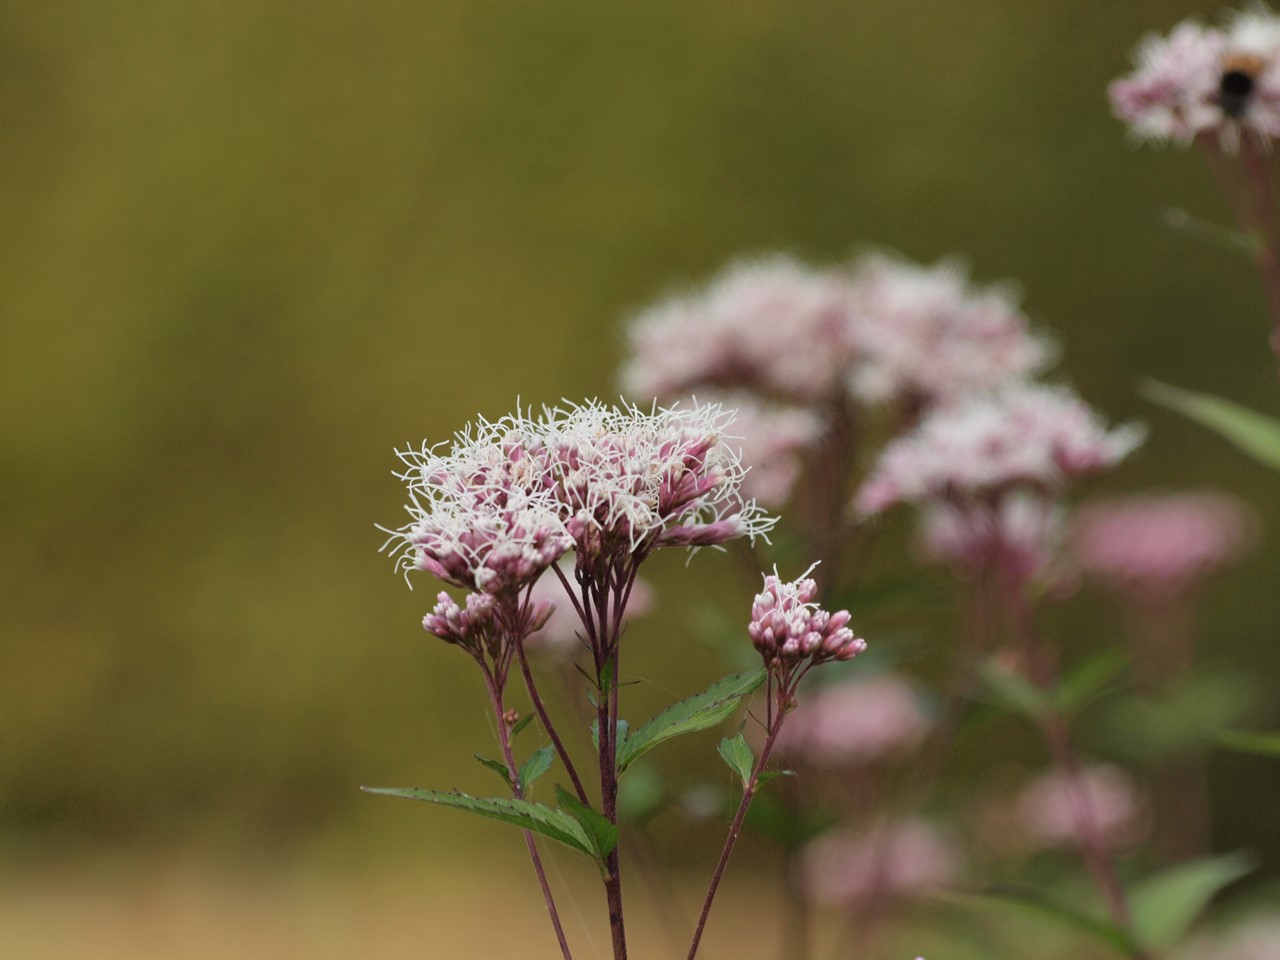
[372,399,862,960]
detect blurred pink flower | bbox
[620,255,863,405]
[1073,491,1258,604]
[1110,7,1280,151]
[855,384,1143,515]
[847,253,1054,407]
[919,491,1065,583]
[1015,764,1146,852]
[802,819,959,907]
[707,392,824,507]
[776,674,929,767]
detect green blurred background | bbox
[3,0,1279,954]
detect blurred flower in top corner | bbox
[1110,6,1280,151]
[855,384,1144,516]
[620,255,863,405]
[1072,491,1258,605]
[847,253,1054,408]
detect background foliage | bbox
[3,0,1277,893]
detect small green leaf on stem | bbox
[1056,649,1130,716]
[717,733,755,788]
[474,755,512,788]
[618,668,766,773]
[361,787,595,858]
[510,714,536,739]
[519,745,555,792]
[555,785,618,864]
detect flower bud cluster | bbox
[748,568,866,670]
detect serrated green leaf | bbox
[717,733,755,788]
[519,745,555,792]
[1216,728,1280,758]
[1130,852,1256,949]
[978,659,1052,720]
[510,714,535,739]
[555,785,618,864]
[938,888,1136,955]
[1056,649,1130,716]
[361,787,594,858]
[1142,380,1280,472]
[473,754,512,788]
[618,669,766,773]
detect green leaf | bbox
[589,718,629,756]
[473,754,512,788]
[1056,649,1130,716]
[554,786,618,864]
[510,714,535,739]
[756,769,796,787]
[1216,728,1280,758]
[717,733,755,788]
[519,745,555,792]
[1130,852,1256,949]
[1142,380,1280,472]
[617,669,766,773]
[978,658,1052,720]
[939,888,1136,956]
[361,787,594,858]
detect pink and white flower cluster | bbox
[856,384,1144,515]
[748,566,866,671]
[776,674,929,767]
[802,819,959,907]
[384,399,777,605]
[1015,764,1146,853]
[1073,491,1258,604]
[920,492,1066,583]
[620,252,1052,505]
[1110,6,1280,150]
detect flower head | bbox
[1015,764,1146,852]
[848,253,1054,407]
[776,674,929,767]
[802,819,959,907]
[1109,7,1280,151]
[541,399,777,563]
[384,412,572,594]
[749,565,866,672]
[1073,491,1258,604]
[920,491,1066,584]
[856,384,1144,515]
[620,256,862,405]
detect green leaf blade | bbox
[555,786,618,864]
[1130,852,1257,949]
[1216,728,1280,758]
[717,733,755,788]
[618,668,766,773]
[1143,380,1280,472]
[519,745,555,792]
[361,787,595,859]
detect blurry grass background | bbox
[3,0,1279,955]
